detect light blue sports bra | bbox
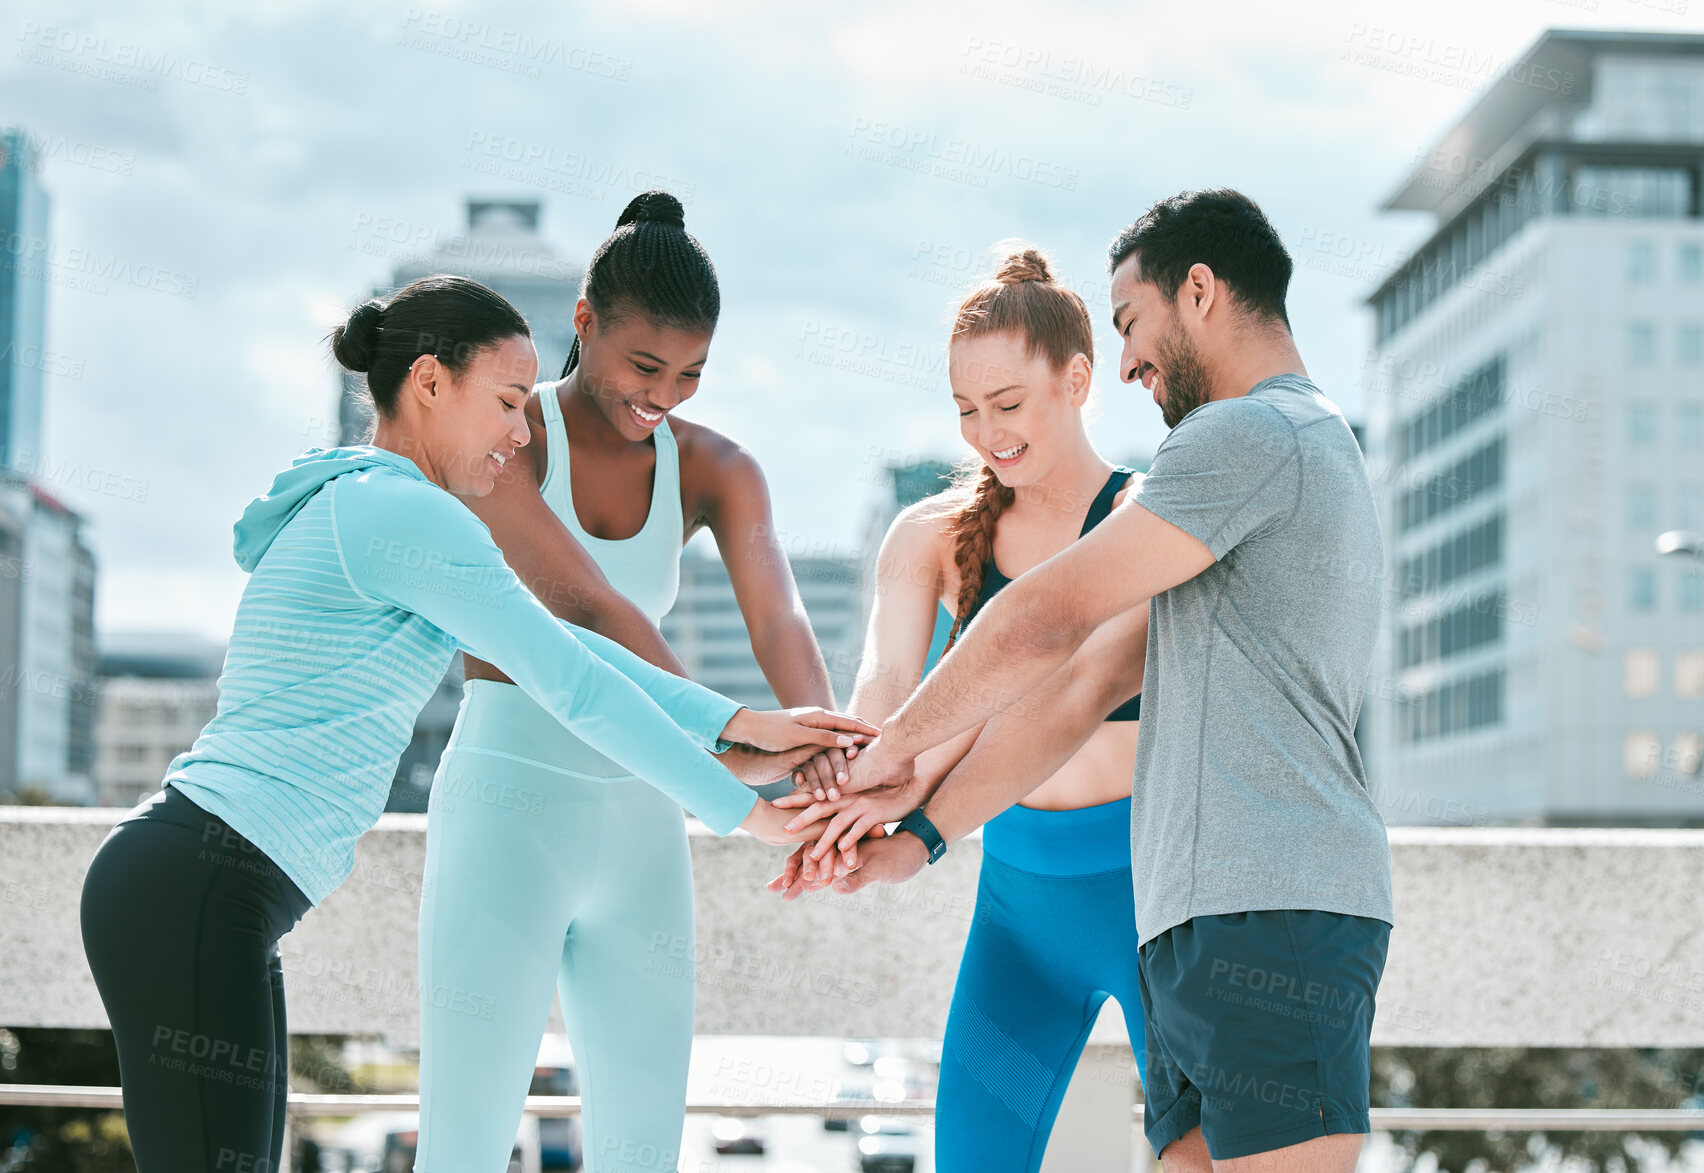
[536,382,684,623]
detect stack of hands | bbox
[713,706,940,900]
[712,708,933,899]
[767,734,929,900]
[712,707,945,899]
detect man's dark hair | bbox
[1107,189,1292,328]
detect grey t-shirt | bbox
[1130,373,1393,947]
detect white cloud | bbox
[1,0,1693,642]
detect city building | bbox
[338,198,583,445]
[0,476,96,803]
[661,540,864,711]
[92,631,226,808]
[0,128,48,476]
[1364,29,1704,825]
[385,656,461,814]
[0,491,24,795]
[853,458,955,678]
[336,198,581,808]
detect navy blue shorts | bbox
[1137,909,1390,1161]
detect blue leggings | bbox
[936,796,1146,1173]
[415,680,698,1173]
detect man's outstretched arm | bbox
[794,604,1150,893]
[918,602,1148,846]
[769,602,1147,893]
[849,501,1212,790]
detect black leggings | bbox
[79,784,312,1173]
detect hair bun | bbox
[994,247,1054,285]
[617,190,687,230]
[332,300,384,373]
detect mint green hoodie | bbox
[165,445,758,905]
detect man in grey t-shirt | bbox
[821,190,1393,1172]
[1130,371,1392,938]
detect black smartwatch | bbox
[895,808,947,864]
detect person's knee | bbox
[1213,1130,1365,1172]
[1159,1125,1211,1173]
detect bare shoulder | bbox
[671,414,762,486]
[878,494,958,589]
[891,494,957,545]
[1111,469,1145,510]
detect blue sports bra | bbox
[959,465,1142,722]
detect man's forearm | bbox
[884,574,1082,758]
[909,725,982,801]
[921,665,1117,844]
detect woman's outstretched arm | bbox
[332,470,862,842]
[458,400,690,675]
[695,430,936,793]
[698,435,839,708]
[766,502,985,883]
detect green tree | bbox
[0,1028,133,1173]
[1373,1047,1704,1172]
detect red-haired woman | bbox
[775,246,1150,1173]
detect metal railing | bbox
[5,1085,1704,1131]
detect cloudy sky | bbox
[2,0,1689,642]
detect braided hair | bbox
[940,246,1094,653]
[561,190,719,377]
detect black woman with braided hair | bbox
[411,191,876,1173]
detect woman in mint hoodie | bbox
[78,274,869,1173]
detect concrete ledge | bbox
[5,810,1702,1047]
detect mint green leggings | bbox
[415,680,698,1173]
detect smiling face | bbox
[572,299,711,440]
[423,332,537,496]
[948,330,1090,489]
[1110,254,1215,430]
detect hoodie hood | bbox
[233,445,428,572]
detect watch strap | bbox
[896,808,946,864]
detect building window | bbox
[1681,243,1703,283]
[1628,321,1658,367]
[1392,356,1504,468]
[1574,61,1704,142]
[1675,732,1704,778]
[1678,649,1704,699]
[1395,667,1503,744]
[1683,572,1704,615]
[1573,166,1692,218]
[1629,241,1657,283]
[1625,647,1662,697]
[1680,324,1704,368]
[1398,435,1504,533]
[1630,402,1659,446]
[1629,483,1658,529]
[1682,404,1704,448]
[697,652,758,670]
[1397,592,1505,669]
[1683,484,1704,529]
[1625,730,1662,779]
[1631,567,1658,612]
[1396,512,1503,598]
